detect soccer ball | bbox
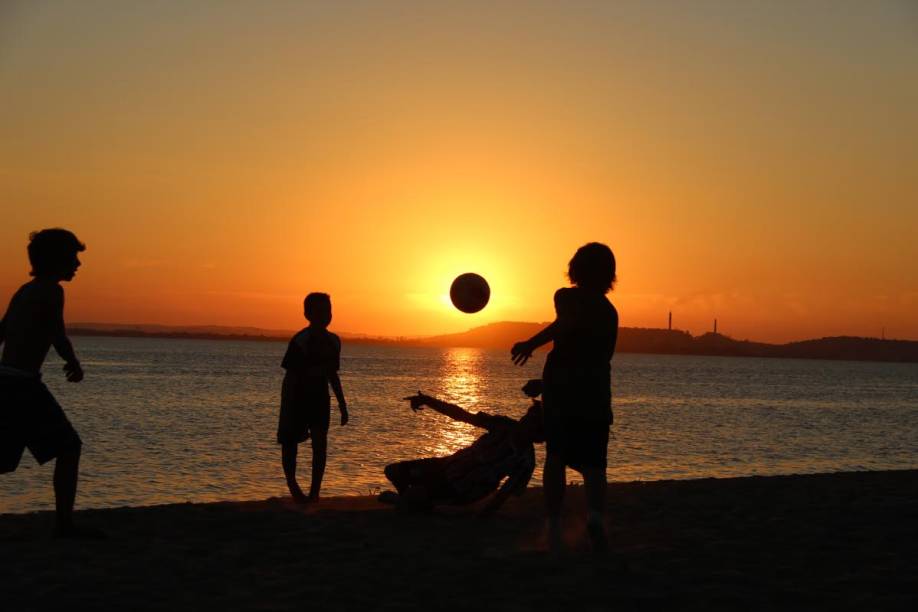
[449,273,490,313]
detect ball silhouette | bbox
[450,273,490,313]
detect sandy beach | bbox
[2,470,916,611]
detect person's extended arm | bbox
[50,288,82,382]
[511,320,558,366]
[403,392,486,428]
[329,372,348,425]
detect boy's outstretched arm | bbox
[403,392,486,428]
[511,321,557,366]
[329,372,348,425]
[49,288,82,382]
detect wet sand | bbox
[2,470,916,610]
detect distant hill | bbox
[416,321,551,349]
[68,321,918,363]
[419,324,918,362]
[71,322,295,338]
[69,322,412,345]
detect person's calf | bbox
[52,445,81,528]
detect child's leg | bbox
[53,443,80,531]
[308,429,328,500]
[281,443,307,502]
[384,461,411,494]
[582,466,608,552]
[543,451,566,549]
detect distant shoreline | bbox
[69,322,918,363]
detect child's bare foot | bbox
[287,481,310,504]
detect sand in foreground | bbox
[2,470,916,611]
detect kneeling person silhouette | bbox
[381,380,545,514]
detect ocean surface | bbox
[2,336,917,513]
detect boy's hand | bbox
[63,360,83,383]
[511,341,534,366]
[402,392,430,412]
[339,404,349,426]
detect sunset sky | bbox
[1,1,916,342]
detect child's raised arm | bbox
[511,321,557,366]
[402,392,489,428]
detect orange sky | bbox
[1,2,917,342]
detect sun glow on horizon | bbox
[1,2,916,342]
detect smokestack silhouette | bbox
[714,318,718,334]
[668,311,672,331]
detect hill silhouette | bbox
[69,321,918,363]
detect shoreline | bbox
[68,327,918,364]
[2,469,915,610]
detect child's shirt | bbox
[543,286,618,392]
[281,328,341,395]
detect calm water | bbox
[2,336,917,513]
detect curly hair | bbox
[567,242,616,293]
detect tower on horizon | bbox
[714,318,718,334]
[668,311,672,331]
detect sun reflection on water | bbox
[426,348,485,456]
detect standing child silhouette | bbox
[511,242,618,552]
[277,293,348,503]
[0,229,101,537]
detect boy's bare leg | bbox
[51,444,104,538]
[281,443,308,503]
[52,445,80,532]
[308,430,327,500]
[543,452,566,551]
[582,466,608,553]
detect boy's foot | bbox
[53,524,107,540]
[377,490,400,505]
[287,482,310,504]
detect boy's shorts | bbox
[543,383,612,472]
[0,373,82,473]
[277,376,331,444]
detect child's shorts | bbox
[0,374,82,473]
[542,384,612,472]
[277,376,331,444]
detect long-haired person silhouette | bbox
[511,242,619,552]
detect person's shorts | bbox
[543,385,611,472]
[277,377,331,444]
[0,375,82,473]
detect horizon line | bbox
[69,320,914,346]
